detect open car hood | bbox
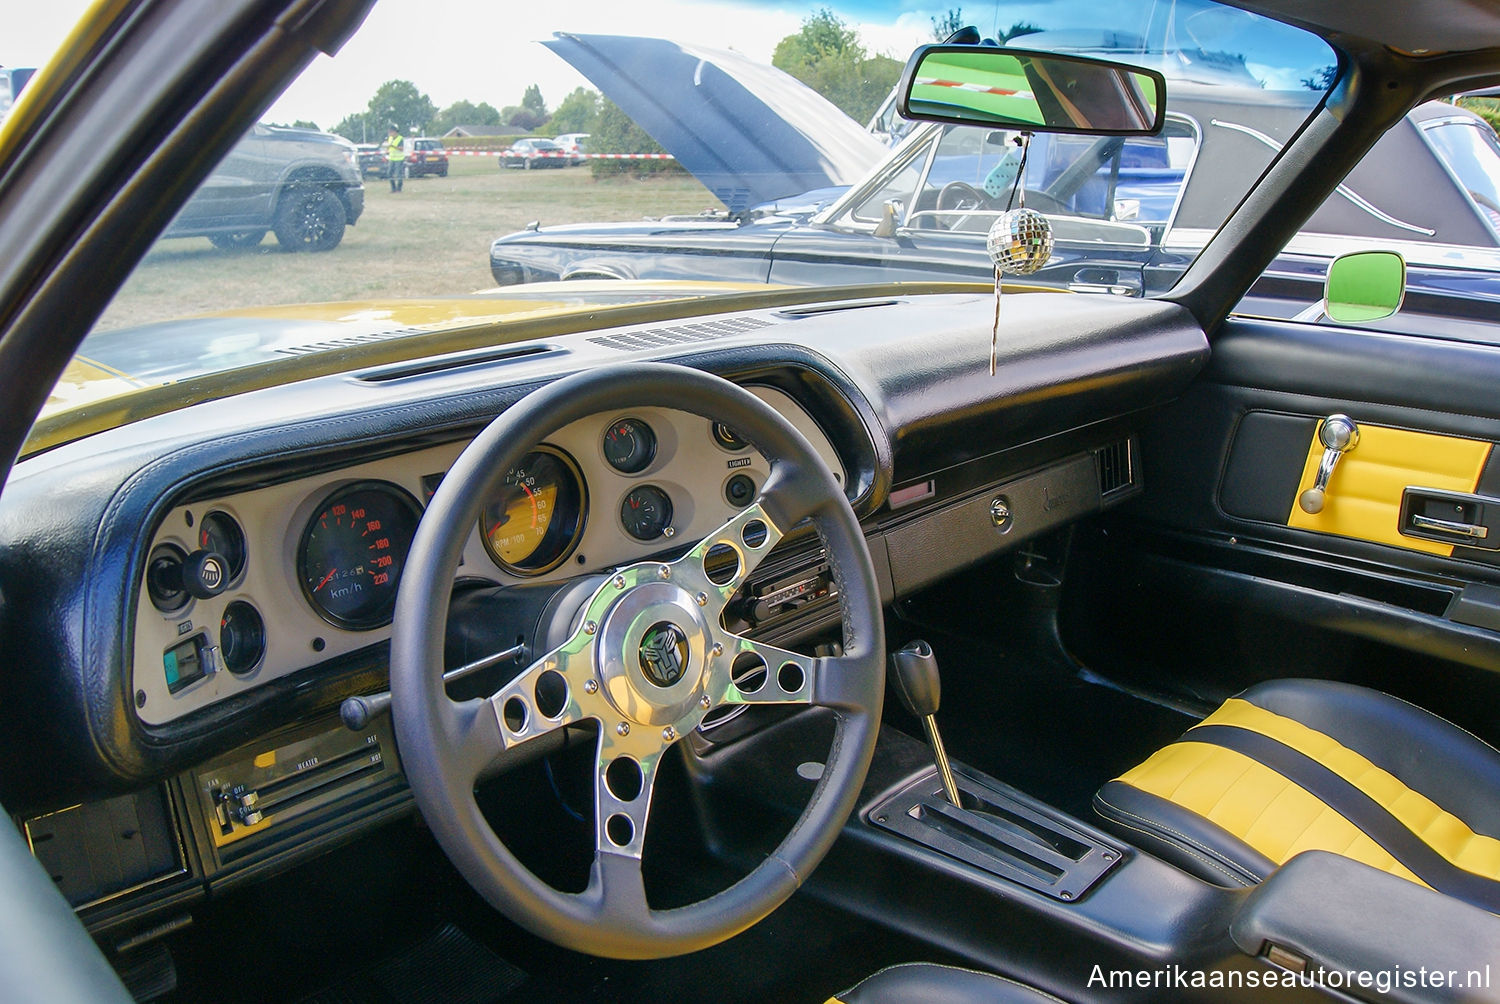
[544,32,887,214]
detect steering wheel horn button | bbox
[639,622,690,688]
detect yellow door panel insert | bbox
[1287,421,1490,556]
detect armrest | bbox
[1231,851,1500,1003]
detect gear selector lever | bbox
[890,640,963,806]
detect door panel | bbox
[1058,316,1500,738]
[1285,420,1490,556]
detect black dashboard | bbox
[0,288,1206,934]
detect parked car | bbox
[164,123,364,252]
[554,132,590,165]
[354,142,385,178]
[0,67,35,127]
[405,137,449,178]
[490,36,1500,342]
[499,137,569,169]
[18,0,1500,1001]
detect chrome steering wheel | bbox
[390,361,885,959]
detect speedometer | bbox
[298,482,423,630]
[481,446,587,575]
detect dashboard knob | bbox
[179,549,230,599]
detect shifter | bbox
[889,639,963,806]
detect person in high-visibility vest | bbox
[383,125,405,192]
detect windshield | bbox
[28,0,1334,449]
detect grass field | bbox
[95,157,715,330]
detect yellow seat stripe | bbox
[1286,422,1490,556]
[1118,740,1425,885]
[1118,697,1500,886]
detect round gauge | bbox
[220,601,266,674]
[602,418,657,474]
[711,422,749,452]
[298,482,422,630]
[198,510,247,581]
[481,447,587,575]
[621,485,674,541]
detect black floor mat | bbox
[297,924,527,1004]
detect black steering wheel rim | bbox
[390,361,885,959]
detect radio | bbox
[731,556,838,632]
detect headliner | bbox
[1235,0,1500,55]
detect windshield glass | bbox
[31,0,1334,449]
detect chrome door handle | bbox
[1409,514,1490,539]
[1298,414,1360,514]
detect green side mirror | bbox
[897,45,1165,136]
[1324,250,1405,324]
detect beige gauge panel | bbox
[131,388,845,725]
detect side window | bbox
[885,121,1197,235]
[1422,120,1500,235]
[847,135,936,225]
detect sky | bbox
[8,0,948,131]
[8,0,1335,132]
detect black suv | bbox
[163,124,365,252]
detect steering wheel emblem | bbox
[638,622,689,688]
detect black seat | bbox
[829,963,1067,1003]
[1096,678,1500,909]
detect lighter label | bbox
[727,457,752,469]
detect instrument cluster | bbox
[130,388,845,725]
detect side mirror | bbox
[896,44,1166,136]
[1324,250,1405,324]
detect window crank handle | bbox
[1299,414,1360,514]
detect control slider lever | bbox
[890,639,963,806]
[340,642,526,730]
[1299,414,1360,514]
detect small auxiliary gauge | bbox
[603,418,657,474]
[620,485,673,541]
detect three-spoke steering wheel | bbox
[390,362,884,959]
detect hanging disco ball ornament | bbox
[986,207,1054,374]
[986,207,1053,277]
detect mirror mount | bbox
[896,44,1166,137]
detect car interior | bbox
[9,1,1500,1003]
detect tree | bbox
[931,8,965,42]
[366,79,436,135]
[1001,21,1042,42]
[772,9,902,124]
[500,105,547,131]
[521,84,547,117]
[589,97,679,178]
[546,87,599,135]
[291,119,320,131]
[330,112,373,143]
[432,99,501,134]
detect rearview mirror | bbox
[897,45,1166,136]
[1324,250,1405,324]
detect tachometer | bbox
[481,447,587,575]
[298,482,422,630]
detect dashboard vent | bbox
[1096,439,1136,498]
[588,315,772,352]
[275,327,430,356]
